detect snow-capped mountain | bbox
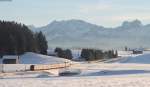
[29,19,150,49]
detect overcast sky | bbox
[0,0,150,27]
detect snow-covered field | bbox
[1,63,150,87]
[20,52,70,64]
[1,51,150,87]
[1,77,150,87]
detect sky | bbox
[0,0,150,27]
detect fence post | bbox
[2,64,4,73]
[64,62,66,68]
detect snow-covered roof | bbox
[2,55,19,59]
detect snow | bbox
[109,51,150,64]
[2,51,150,87]
[1,77,150,87]
[20,52,70,64]
[118,51,133,57]
[118,54,150,64]
[1,63,150,87]
[1,64,31,72]
[0,52,70,65]
[2,55,19,59]
[0,52,71,72]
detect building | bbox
[133,50,143,54]
[47,49,57,56]
[2,56,19,64]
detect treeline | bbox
[81,49,118,61]
[54,47,72,60]
[0,21,48,56]
[54,47,118,61]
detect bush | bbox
[54,47,73,60]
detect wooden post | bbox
[2,64,4,73]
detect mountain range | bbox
[29,19,150,49]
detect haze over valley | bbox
[30,19,150,49]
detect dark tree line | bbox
[0,20,48,56]
[54,47,73,60]
[81,49,118,61]
[35,31,48,55]
[54,47,118,61]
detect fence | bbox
[0,62,71,73]
[0,64,31,72]
[32,63,70,71]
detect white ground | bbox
[1,63,150,87]
[20,52,70,64]
[1,51,150,87]
[1,77,150,87]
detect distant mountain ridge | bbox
[29,19,150,49]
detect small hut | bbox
[2,56,19,64]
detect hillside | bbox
[20,52,70,64]
[0,52,70,64]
